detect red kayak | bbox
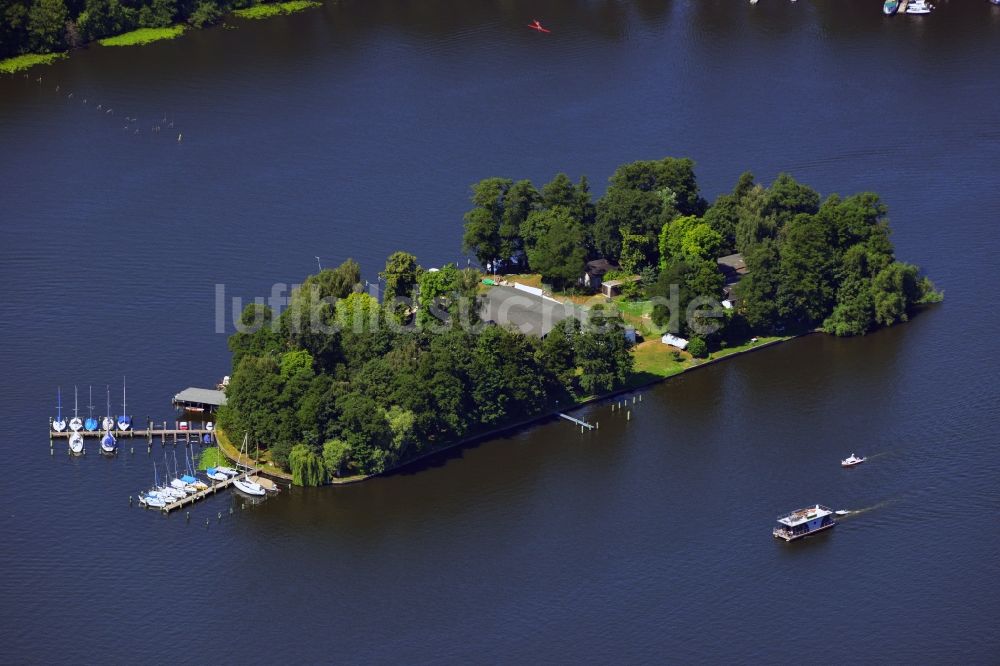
[528,20,551,33]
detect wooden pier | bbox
[559,413,595,430]
[152,468,260,514]
[50,420,216,445]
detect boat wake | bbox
[835,500,892,518]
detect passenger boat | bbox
[772,505,837,541]
[841,453,866,467]
[883,0,899,14]
[53,387,67,432]
[906,0,932,13]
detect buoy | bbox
[186,511,190,521]
[177,133,182,142]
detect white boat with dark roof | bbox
[773,504,837,541]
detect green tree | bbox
[619,231,654,274]
[525,207,586,290]
[322,438,351,478]
[27,0,67,52]
[575,315,633,395]
[289,444,326,486]
[380,251,420,303]
[687,336,708,358]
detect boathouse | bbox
[172,387,227,413]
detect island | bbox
[214,157,941,486]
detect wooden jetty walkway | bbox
[558,413,595,430]
[50,420,216,445]
[153,468,260,514]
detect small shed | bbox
[601,276,641,298]
[661,333,690,350]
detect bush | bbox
[670,350,681,362]
[687,336,708,359]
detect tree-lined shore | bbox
[218,157,941,486]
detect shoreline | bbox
[0,1,322,74]
[219,331,808,487]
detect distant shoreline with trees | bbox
[217,157,941,486]
[0,0,321,73]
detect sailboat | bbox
[69,386,83,432]
[183,449,208,490]
[232,434,266,496]
[84,386,99,432]
[101,427,117,455]
[101,386,115,431]
[143,463,173,505]
[168,451,198,494]
[69,431,84,455]
[53,387,67,432]
[117,377,131,431]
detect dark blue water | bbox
[1,1,998,662]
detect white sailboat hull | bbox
[53,420,67,432]
[233,479,266,496]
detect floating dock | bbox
[559,413,595,430]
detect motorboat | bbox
[841,453,866,467]
[883,0,899,14]
[233,478,266,497]
[69,432,84,455]
[69,386,83,431]
[834,509,851,516]
[906,0,932,13]
[528,19,551,33]
[53,387,67,432]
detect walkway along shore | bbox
[218,332,812,486]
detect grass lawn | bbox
[99,26,186,47]
[233,1,322,19]
[709,335,788,360]
[0,52,66,74]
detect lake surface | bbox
[2,1,999,662]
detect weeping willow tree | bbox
[288,444,326,486]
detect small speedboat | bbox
[883,0,899,14]
[528,19,551,33]
[834,509,851,516]
[906,0,932,13]
[233,478,266,497]
[69,432,84,455]
[841,453,866,467]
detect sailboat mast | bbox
[122,376,126,417]
[74,386,78,418]
[88,385,94,417]
[56,386,62,420]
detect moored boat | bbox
[53,387,67,432]
[233,477,266,496]
[69,386,83,431]
[773,504,837,541]
[101,430,117,454]
[883,0,899,15]
[117,378,131,431]
[84,386,99,432]
[69,432,84,455]
[906,0,932,13]
[841,453,866,467]
[206,467,228,482]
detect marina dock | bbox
[559,413,595,430]
[50,420,216,445]
[154,467,260,514]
